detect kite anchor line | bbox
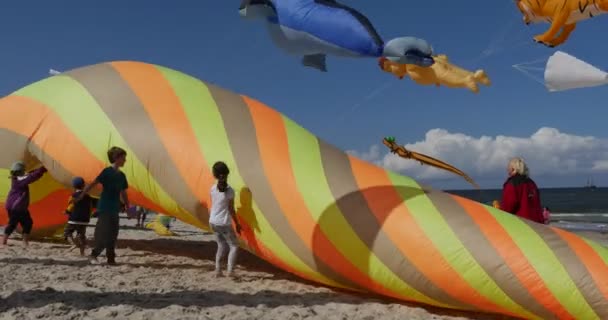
[339,4,534,122]
[462,3,532,66]
[512,56,551,87]
[336,78,394,122]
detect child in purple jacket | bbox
[1,161,47,247]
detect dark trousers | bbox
[4,209,33,235]
[91,212,119,261]
[64,223,87,244]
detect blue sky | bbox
[0,0,606,189]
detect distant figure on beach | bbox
[500,157,544,224]
[209,161,241,278]
[1,161,47,247]
[542,207,551,225]
[158,213,172,229]
[135,206,148,228]
[76,146,129,265]
[64,177,95,255]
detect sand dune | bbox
[3,216,603,320]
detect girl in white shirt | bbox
[209,161,241,278]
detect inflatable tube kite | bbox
[0,61,607,319]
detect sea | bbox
[448,187,608,232]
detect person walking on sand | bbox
[499,157,544,224]
[63,177,95,255]
[209,161,241,278]
[76,146,129,265]
[135,205,148,228]
[1,161,47,247]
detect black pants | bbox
[64,223,87,244]
[4,209,33,235]
[91,212,119,261]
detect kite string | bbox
[462,2,527,65]
[513,57,550,67]
[336,4,538,126]
[517,66,545,71]
[512,64,546,86]
[339,47,535,125]
[336,78,394,122]
[471,21,518,62]
[511,55,552,86]
[464,39,534,67]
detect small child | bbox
[1,161,47,247]
[209,161,241,278]
[64,177,94,255]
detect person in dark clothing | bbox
[76,146,129,265]
[135,206,148,228]
[500,157,544,224]
[1,161,47,247]
[64,176,94,255]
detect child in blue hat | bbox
[64,176,94,255]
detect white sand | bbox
[2,216,603,320]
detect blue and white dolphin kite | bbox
[239,0,435,72]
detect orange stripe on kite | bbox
[28,189,72,226]
[0,95,167,216]
[109,62,214,212]
[244,96,400,295]
[552,228,608,302]
[236,214,320,285]
[348,157,519,317]
[452,196,574,319]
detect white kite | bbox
[513,51,607,92]
[49,68,61,75]
[545,51,608,91]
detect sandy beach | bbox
[1,216,605,320]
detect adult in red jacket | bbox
[500,157,544,224]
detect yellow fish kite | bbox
[379,55,491,93]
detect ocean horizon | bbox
[448,187,608,214]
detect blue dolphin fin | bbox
[302,54,327,72]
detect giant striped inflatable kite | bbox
[0,61,607,319]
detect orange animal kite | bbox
[514,0,608,47]
[378,55,491,94]
[383,136,479,189]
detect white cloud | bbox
[348,127,608,185]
